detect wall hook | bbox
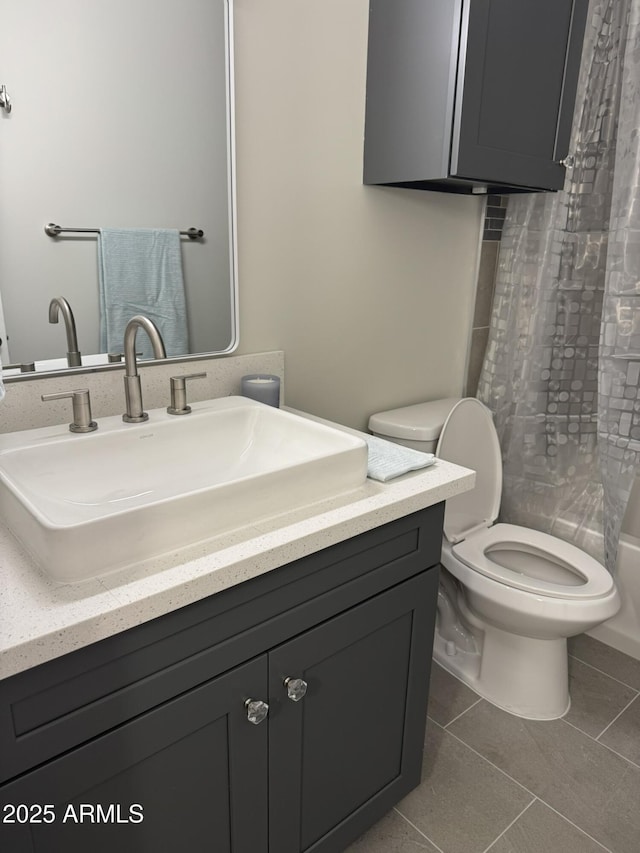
[0,84,12,114]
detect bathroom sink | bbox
[0,397,368,582]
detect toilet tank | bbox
[368,398,460,453]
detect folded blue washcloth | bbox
[98,228,189,358]
[365,435,436,482]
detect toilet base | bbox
[433,620,571,720]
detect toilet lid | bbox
[436,398,502,542]
[368,398,460,443]
[452,524,615,600]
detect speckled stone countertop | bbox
[0,409,474,681]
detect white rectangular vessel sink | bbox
[0,397,368,583]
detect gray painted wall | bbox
[233,0,483,429]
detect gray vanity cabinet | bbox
[363,0,589,193]
[0,658,270,853]
[0,507,442,853]
[269,573,432,852]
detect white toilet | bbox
[369,397,621,720]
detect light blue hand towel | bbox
[365,435,436,482]
[98,228,189,358]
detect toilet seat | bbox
[436,398,502,543]
[436,399,614,603]
[452,523,615,600]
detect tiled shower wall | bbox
[464,195,507,395]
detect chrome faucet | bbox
[48,296,82,367]
[122,315,167,423]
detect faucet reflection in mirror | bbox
[48,297,81,368]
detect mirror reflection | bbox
[0,0,237,378]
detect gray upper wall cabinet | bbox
[363,0,589,194]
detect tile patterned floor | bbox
[347,634,640,853]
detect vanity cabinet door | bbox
[267,569,438,853]
[0,657,268,853]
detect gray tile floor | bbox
[347,635,640,853]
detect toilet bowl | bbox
[369,397,620,720]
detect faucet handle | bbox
[108,351,142,363]
[42,389,98,433]
[4,362,36,373]
[167,373,207,415]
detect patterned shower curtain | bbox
[477,0,639,571]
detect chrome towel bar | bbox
[45,223,204,240]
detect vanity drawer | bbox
[0,504,444,782]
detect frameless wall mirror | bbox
[0,0,237,381]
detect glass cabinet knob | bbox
[284,677,308,702]
[559,154,575,168]
[245,698,269,725]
